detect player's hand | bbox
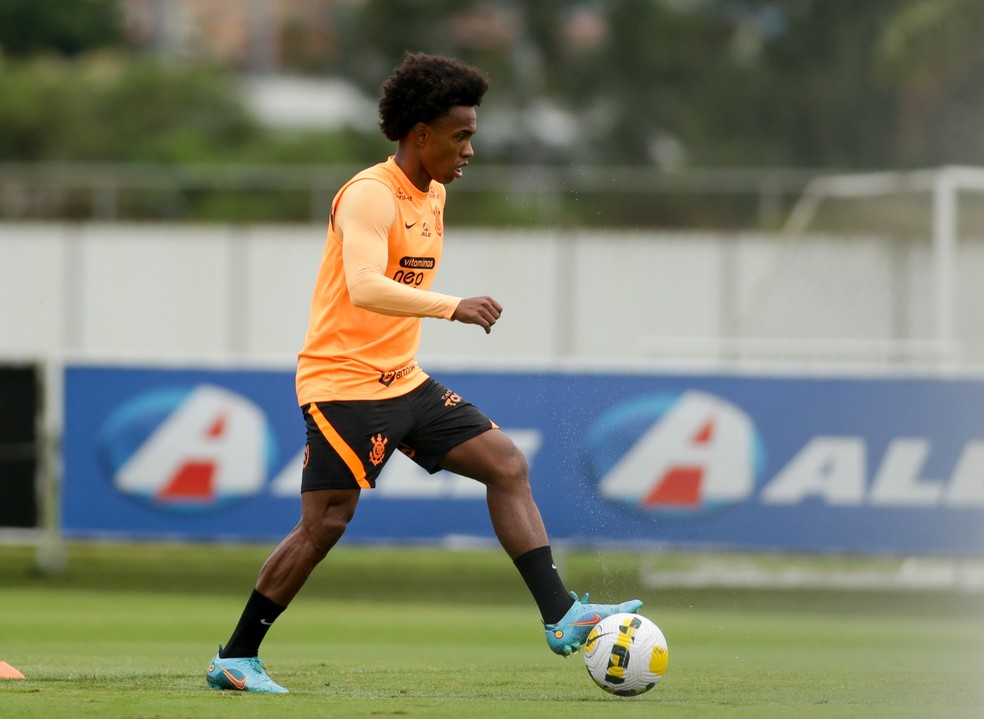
[452,296,502,334]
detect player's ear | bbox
[411,122,429,147]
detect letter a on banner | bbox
[598,391,755,511]
[114,385,267,505]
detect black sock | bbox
[220,589,287,659]
[513,546,575,625]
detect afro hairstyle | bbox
[378,52,489,141]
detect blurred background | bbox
[1,0,983,575]
[2,0,984,225]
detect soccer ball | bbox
[583,613,668,696]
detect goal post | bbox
[704,167,984,368]
[741,165,984,369]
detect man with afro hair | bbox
[206,52,642,694]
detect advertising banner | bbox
[63,364,984,555]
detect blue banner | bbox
[62,364,984,555]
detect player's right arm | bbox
[337,179,458,319]
[337,180,502,332]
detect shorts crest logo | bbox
[369,433,388,466]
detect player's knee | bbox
[323,511,352,536]
[489,444,529,489]
[307,505,354,554]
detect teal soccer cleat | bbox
[544,592,644,656]
[206,646,289,694]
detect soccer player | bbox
[206,52,642,694]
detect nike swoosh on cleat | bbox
[221,667,248,690]
[572,613,602,626]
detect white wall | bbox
[1,222,980,369]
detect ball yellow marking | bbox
[649,644,669,675]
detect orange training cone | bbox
[0,661,25,679]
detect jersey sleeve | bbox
[337,180,461,320]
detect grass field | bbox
[1,542,982,718]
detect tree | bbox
[0,0,122,58]
[0,57,255,162]
[875,0,984,166]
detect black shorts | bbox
[300,377,496,491]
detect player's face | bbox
[420,105,477,185]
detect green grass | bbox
[0,542,982,718]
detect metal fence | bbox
[0,162,819,228]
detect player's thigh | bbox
[399,378,497,473]
[439,427,528,485]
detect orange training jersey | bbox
[296,157,457,403]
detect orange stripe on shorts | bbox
[307,403,371,489]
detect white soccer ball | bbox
[583,612,668,696]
